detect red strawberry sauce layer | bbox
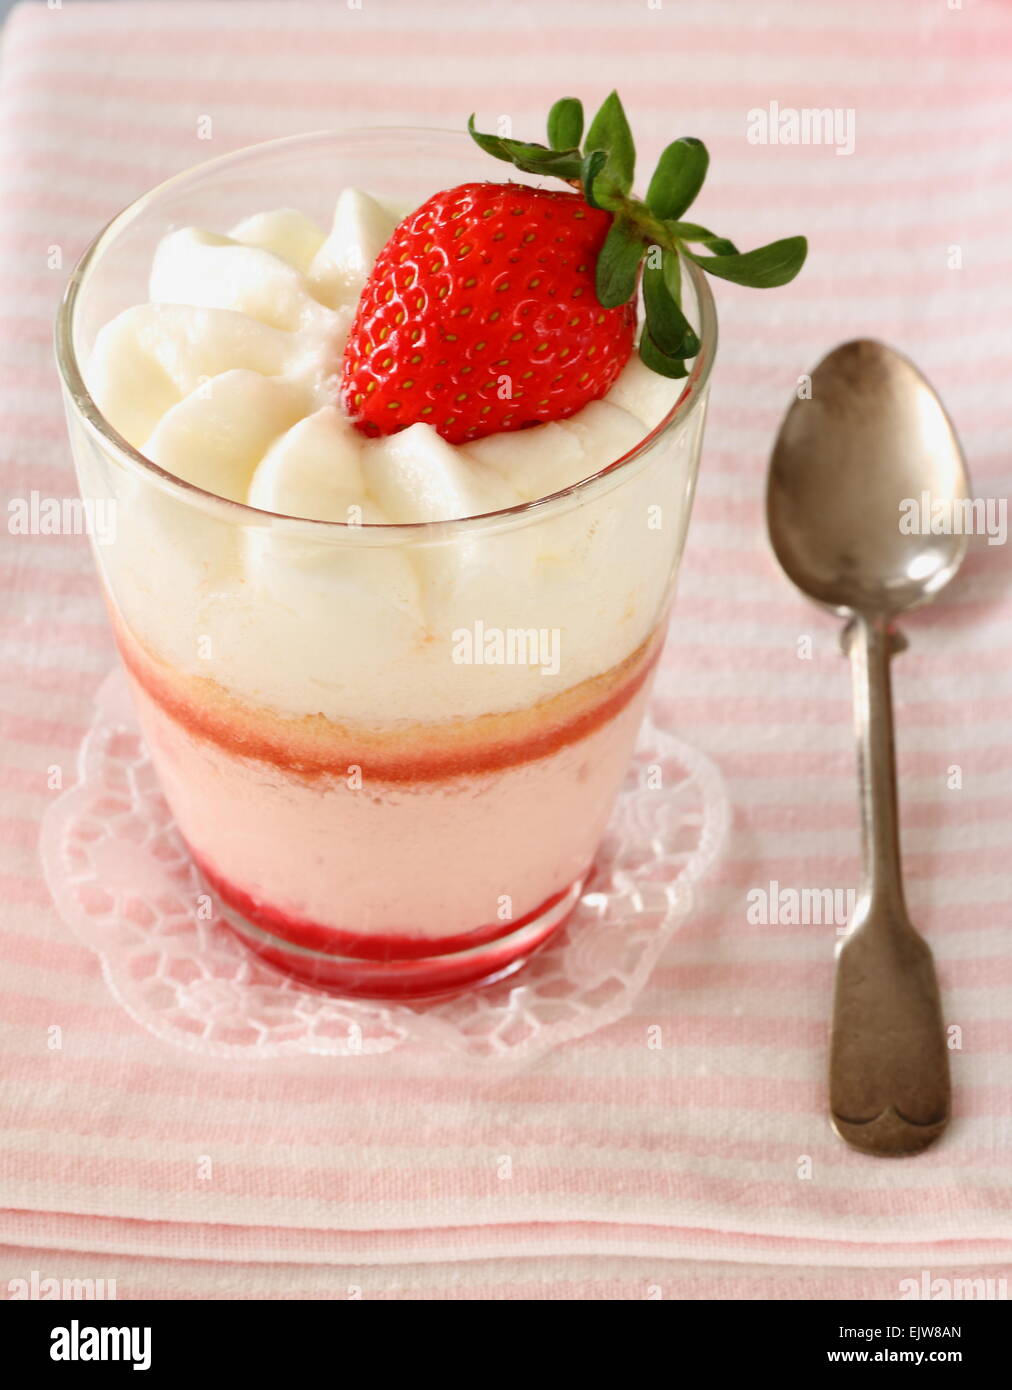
[226,892,578,1000]
[192,845,577,961]
[112,610,663,786]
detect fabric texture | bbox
[0,0,1010,1297]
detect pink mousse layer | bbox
[115,617,663,959]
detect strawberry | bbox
[341,92,807,447]
[341,183,636,445]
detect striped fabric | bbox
[1,0,1010,1299]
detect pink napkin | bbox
[1,0,1011,1298]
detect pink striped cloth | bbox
[2,0,1011,1299]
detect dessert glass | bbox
[55,131,716,998]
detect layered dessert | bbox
[66,96,804,996]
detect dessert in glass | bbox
[55,104,802,998]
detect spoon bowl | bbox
[768,339,969,617]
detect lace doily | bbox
[39,671,729,1063]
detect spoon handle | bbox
[829,614,950,1156]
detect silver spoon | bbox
[767,339,969,1157]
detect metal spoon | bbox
[767,339,969,1157]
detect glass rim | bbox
[54,126,717,542]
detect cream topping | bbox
[83,189,697,724]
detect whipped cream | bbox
[82,189,702,724]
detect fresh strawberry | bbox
[341,183,636,445]
[341,92,807,446]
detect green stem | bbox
[618,197,676,251]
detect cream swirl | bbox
[83,190,696,723]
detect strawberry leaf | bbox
[665,221,738,256]
[585,90,636,195]
[596,217,645,307]
[547,97,584,152]
[685,235,808,287]
[466,116,583,181]
[580,149,609,209]
[646,138,709,220]
[661,246,681,304]
[643,262,699,358]
[697,236,738,257]
[665,221,715,241]
[639,329,690,379]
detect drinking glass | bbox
[56,130,716,997]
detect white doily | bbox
[39,671,729,1063]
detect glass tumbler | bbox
[55,130,715,998]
